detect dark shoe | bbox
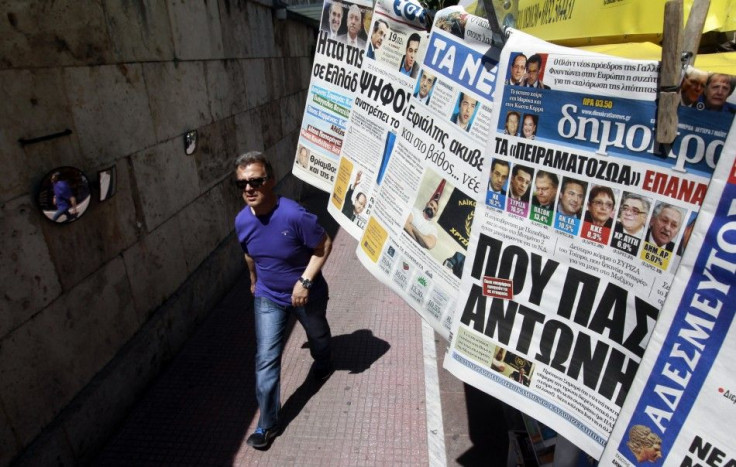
[246,426,281,449]
[312,362,335,382]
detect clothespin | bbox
[656,0,711,145]
[656,0,684,145]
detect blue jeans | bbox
[253,294,332,429]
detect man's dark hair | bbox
[535,170,558,188]
[407,33,421,49]
[235,151,274,179]
[561,177,586,193]
[491,159,509,171]
[505,111,520,122]
[511,164,532,178]
[373,19,388,33]
[526,54,543,69]
[621,193,650,213]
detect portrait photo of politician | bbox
[296,145,309,169]
[366,19,388,59]
[506,53,526,86]
[697,73,736,112]
[414,70,436,105]
[503,111,520,136]
[322,1,344,39]
[645,202,684,252]
[614,192,650,238]
[521,114,538,139]
[508,164,533,203]
[531,170,558,210]
[583,185,616,228]
[488,159,510,195]
[556,178,587,219]
[680,67,707,107]
[337,4,367,48]
[524,53,550,89]
[341,170,367,222]
[399,33,421,78]
[451,92,478,132]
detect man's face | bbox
[505,113,519,134]
[404,40,419,69]
[423,200,439,219]
[511,55,526,82]
[526,61,539,84]
[534,176,556,205]
[354,194,366,215]
[329,4,343,33]
[419,72,435,98]
[588,192,614,225]
[682,74,706,103]
[347,7,361,38]
[490,163,509,192]
[650,207,682,247]
[237,162,275,210]
[522,115,536,138]
[559,182,584,215]
[458,95,477,126]
[371,22,388,49]
[620,198,646,234]
[298,148,308,164]
[705,75,731,109]
[510,169,531,198]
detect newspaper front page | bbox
[354,7,502,339]
[443,29,735,458]
[292,0,373,191]
[599,119,736,466]
[327,0,430,239]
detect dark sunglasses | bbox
[235,177,269,190]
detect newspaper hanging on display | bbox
[292,0,373,191]
[354,7,501,339]
[599,120,736,466]
[443,29,736,458]
[328,0,430,239]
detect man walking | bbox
[234,152,334,449]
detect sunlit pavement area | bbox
[94,188,512,466]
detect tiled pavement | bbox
[94,189,510,466]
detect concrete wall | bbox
[0,1,315,464]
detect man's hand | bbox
[292,281,309,306]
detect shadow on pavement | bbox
[300,329,391,374]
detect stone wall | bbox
[0,1,315,464]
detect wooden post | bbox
[656,0,683,144]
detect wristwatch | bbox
[299,277,312,289]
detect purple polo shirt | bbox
[235,197,327,306]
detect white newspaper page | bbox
[354,7,501,339]
[600,119,736,466]
[292,0,373,191]
[328,0,430,238]
[443,30,734,458]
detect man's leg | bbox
[295,295,332,371]
[253,296,288,429]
